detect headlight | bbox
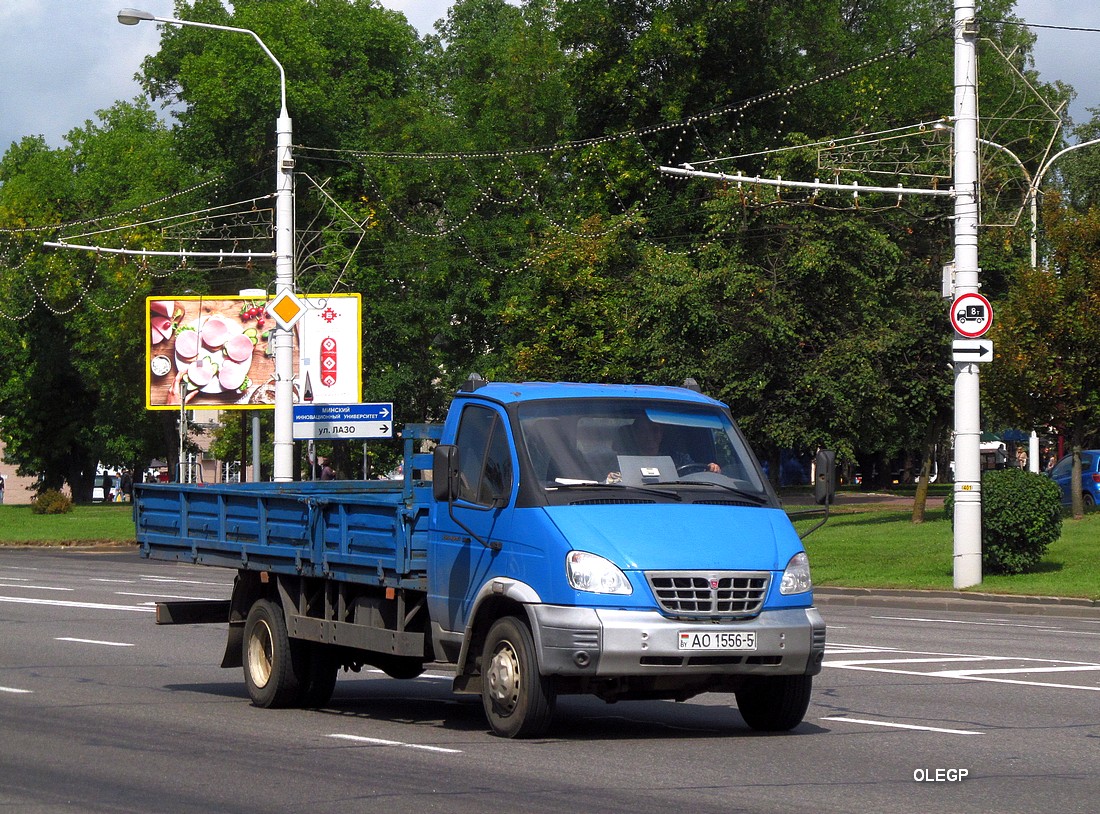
[566,551,633,595]
[779,551,813,595]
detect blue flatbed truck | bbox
[134,379,829,737]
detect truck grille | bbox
[645,571,770,618]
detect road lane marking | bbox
[822,716,983,735]
[56,637,134,647]
[328,733,462,754]
[141,576,230,587]
[826,644,899,655]
[933,665,1100,677]
[872,615,1072,632]
[0,595,154,613]
[832,656,998,666]
[826,646,1100,691]
[89,578,135,584]
[115,591,226,601]
[0,585,74,592]
[0,686,33,695]
[365,668,451,682]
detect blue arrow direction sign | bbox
[952,339,993,363]
[293,403,393,439]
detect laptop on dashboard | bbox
[616,455,678,486]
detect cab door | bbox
[428,403,517,633]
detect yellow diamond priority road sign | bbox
[267,289,307,330]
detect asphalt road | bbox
[2,548,1098,814]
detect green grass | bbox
[797,508,1100,600]
[3,500,1096,601]
[0,504,137,546]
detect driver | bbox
[605,416,720,482]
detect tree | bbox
[0,102,204,499]
[983,191,1100,518]
[0,0,1070,498]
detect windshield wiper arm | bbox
[549,481,682,502]
[653,480,769,504]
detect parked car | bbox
[1047,451,1100,507]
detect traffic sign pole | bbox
[952,1,982,589]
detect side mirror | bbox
[814,450,837,505]
[433,445,460,502]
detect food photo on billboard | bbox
[145,294,361,411]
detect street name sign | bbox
[292,403,393,440]
[952,339,993,363]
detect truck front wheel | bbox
[243,599,303,708]
[735,674,813,732]
[481,616,556,738]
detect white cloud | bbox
[2,2,1097,156]
[0,1,452,152]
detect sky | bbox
[1,1,1098,154]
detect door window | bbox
[455,406,513,506]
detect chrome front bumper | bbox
[530,603,826,678]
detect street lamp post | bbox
[936,121,1100,269]
[118,8,296,482]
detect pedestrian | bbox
[120,469,133,501]
[320,458,335,481]
[0,474,5,504]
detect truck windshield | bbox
[517,398,768,497]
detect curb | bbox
[815,586,1100,619]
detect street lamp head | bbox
[117,8,155,25]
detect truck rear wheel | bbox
[481,616,555,738]
[243,599,303,708]
[735,674,813,732]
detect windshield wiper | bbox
[653,480,769,505]
[549,481,683,502]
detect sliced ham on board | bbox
[186,357,217,389]
[150,316,173,345]
[175,329,200,360]
[201,316,231,349]
[218,359,251,392]
[224,332,256,363]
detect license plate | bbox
[678,630,757,651]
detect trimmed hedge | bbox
[945,468,1062,575]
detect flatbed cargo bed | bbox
[134,479,433,589]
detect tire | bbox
[1083,492,1095,507]
[735,675,813,732]
[481,616,556,738]
[298,644,339,708]
[242,599,304,708]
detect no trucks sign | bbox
[950,292,993,339]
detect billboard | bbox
[145,294,362,411]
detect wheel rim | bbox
[247,619,274,689]
[486,639,521,715]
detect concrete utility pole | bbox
[951,0,983,589]
[119,8,297,482]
